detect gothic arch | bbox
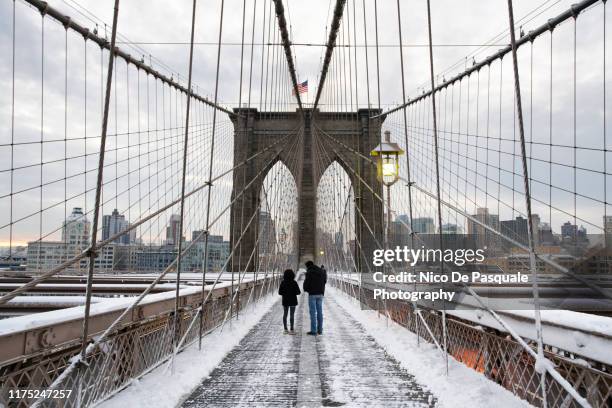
[229,108,384,272]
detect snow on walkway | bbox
[100,286,533,408]
[98,295,277,408]
[183,298,302,407]
[316,295,436,407]
[330,286,534,408]
[183,292,437,407]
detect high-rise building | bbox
[62,207,91,260]
[604,216,612,248]
[205,235,230,271]
[28,207,116,274]
[396,214,410,225]
[259,211,277,255]
[165,214,183,246]
[136,245,177,272]
[538,222,555,245]
[559,222,587,247]
[389,220,410,247]
[334,231,344,252]
[604,216,612,233]
[577,225,587,241]
[412,217,435,234]
[468,208,500,251]
[27,241,67,272]
[27,242,117,273]
[102,209,135,244]
[500,216,528,247]
[441,223,463,234]
[561,221,577,240]
[62,207,90,246]
[192,230,206,242]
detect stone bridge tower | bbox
[229,108,384,272]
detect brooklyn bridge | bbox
[0,0,611,406]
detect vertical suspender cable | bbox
[83,34,88,248]
[604,0,608,250]
[351,0,363,287]
[64,25,68,265]
[395,0,420,345]
[237,0,258,291]
[425,0,449,374]
[10,0,15,260]
[259,0,268,111]
[505,1,547,405]
[199,0,226,350]
[361,0,370,109]
[373,0,381,110]
[247,0,258,109]
[360,0,376,271]
[81,0,120,359]
[173,0,199,348]
[238,0,247,112]
[231,0,247,323]
[373,0,387,271]
[372,0,390,321]
[264,1,272,113]
[37,12,44,278]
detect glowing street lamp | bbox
[371,131,404,272]
[370,130,404,187]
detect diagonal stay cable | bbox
[22,0,236,117]
[30,135,299,399]
[315,131,607,404]
[315,123,612,301]
[372,0,600,119]
[171,127,303,355]
[311,126,443,349]
[0,132,296,306]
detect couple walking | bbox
[278,261,327,336]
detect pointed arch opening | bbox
[257,161,299,273]
[316,161,357,275]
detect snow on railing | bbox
[0,275,280,408]
[331,275,612,408]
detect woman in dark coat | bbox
[278,269,301,334]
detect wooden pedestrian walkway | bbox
[182,292,437,407]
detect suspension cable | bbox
[505,0,548,404]
[80,0,120,359]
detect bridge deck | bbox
[181,294,436,407]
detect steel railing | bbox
[0,275,279,408]
[330,276,612,408]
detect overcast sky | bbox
[2,0,591,105]
[0,0,609,246]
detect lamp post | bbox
[370,130,405,267]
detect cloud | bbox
[0,0,609,248]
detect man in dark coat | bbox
[303,261,327,335]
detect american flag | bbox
[293,80,308,95]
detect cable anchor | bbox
[85,246,99,259]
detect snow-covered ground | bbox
[97,287,534,408]
[329,286,533,408]
[97,295,277,408]
[341,277,612,366]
